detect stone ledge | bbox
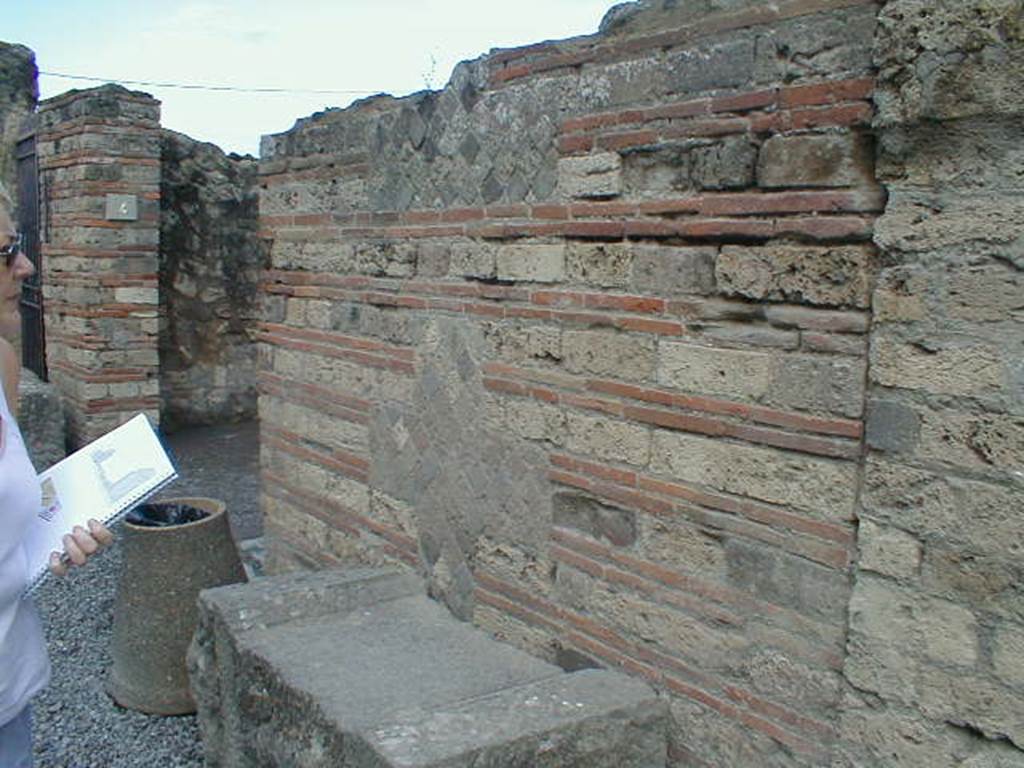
[189,568,668,767]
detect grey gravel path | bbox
[31,420,261,768]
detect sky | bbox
[3,0,618,157]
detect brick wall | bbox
[36,85,162,446]
[259,1,880,764]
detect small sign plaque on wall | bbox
[105,194,138,221]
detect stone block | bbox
[993,622,1024,688]
[845,576,921,703]
[875,0,1024,125]
[565,411,650,467]
[870,338,1008,397]
[658,341,773,401]
[857,518,922,581]
[553,492,637,547]
[650,430,857,518]
[724,538,850,623]
[757,134,873,189]
[631,245,717,296]
[667,36,756,93]
[863,458,1024,561]
[557,153,622,200]
[484,322,562,365]
[190,568,668,768]
[691,137,758,190]
[658,341,866,417]
[563,329,656,382]
[716,245,875,309]
[496,244,565,283]
[921,598,979,667]
[566,242,632,288]
[450,240,496,279]
[865,399,921,455]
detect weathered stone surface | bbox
[564,329,656,382]
[717,245,875,309]
[17,368,65,470]
[650,430,857,518]
[874,0,1024,126]
[865,399,920,454]
[566,242,632,288]
[557,153,622,200]
[632,245,716,296]
[758,134,873,188]
[190,568,668,768]
[857,518,922,581]
[496,243,565,283]
[658,341,865,417]
[0,42,37,203]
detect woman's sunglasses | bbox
[1,232,23,267]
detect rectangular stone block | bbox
[565,411,651,467]
[870,337,1007,397]
[557,153,622,200]
[717,245,875,308]
[496,244,565,283]
[631,245,717,297]
[190,569,667,768]
[650,430,858,518]
[564,329,656,382]
[857,518,922,580]
[566,242,632,288]
[758,133,873,188]
[657,342,866,418]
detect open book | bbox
[23,413,177,596]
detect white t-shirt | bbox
[0,391,50,726]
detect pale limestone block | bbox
[993,623,1024,688]
[845,576,921,704]
[858,518,922,580]
[657,341,774,400]
[557,152,622,199]
[565,411,650,466]
[504,399,566,445]
[114,286,159,305]
[564,330,656,382]
[650,430,858,517]
[921,599,979,667]
[870,338,1007,396]
[496,244,565,283]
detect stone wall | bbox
[36,85,162,446]
[0,41,37,200]
[159,131,262,430]
[257,0,890,764]
[839,1,1024,765]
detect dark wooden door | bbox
[15,128,46,380]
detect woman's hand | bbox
[48,519,115,577]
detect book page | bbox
[22,414,177,593]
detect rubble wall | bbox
[159,131,262,430]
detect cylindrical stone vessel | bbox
[106,497,247,715]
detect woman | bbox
[0,182,113,766]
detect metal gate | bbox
[15,123,46,380]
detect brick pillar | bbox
[36,85,161,446]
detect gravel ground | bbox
[29,421,261,768]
